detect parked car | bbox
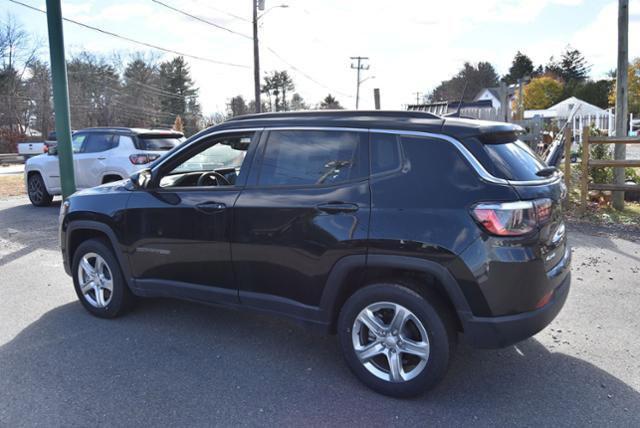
[59,111,570,397]
[25,127,184,206]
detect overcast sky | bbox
[5,0,640,114]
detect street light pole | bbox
[45,0,76,198]
[253,0,261,113]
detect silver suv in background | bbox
[24,127,184,206]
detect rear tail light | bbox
[129,153,160,165]
[471,198,553,237]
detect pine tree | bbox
[319,94,343,109]
[503,51,534,84]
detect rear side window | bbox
[137,134,183,151]
[259,130,367,186]
[484,141,546,181]
[82,133,118,153]
[371,133,402,175]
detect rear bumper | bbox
[462,267,571,349]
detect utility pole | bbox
[613,0,629,210]
[46,0,75,198]
[414,92,423,105]
[517,78,524,121]
[252,0,262,113]
[374,88,381,110]
[350,56,369,110]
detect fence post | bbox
[564,126,572,196]
[580,127,590,212]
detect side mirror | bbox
[47,145,58,156]
[130,168,152,189]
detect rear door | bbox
[233,128,370,311]
[75,132,118,188]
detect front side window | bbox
[159,133,254,188]
[71,134,86,153]
[258,130,366,186]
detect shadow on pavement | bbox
[0,200,61,266]
[1,298,638,426]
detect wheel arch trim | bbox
[320,254,473,326]
[65,220,133,288]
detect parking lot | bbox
[1,195,639,426]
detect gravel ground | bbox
[0,196,639,427]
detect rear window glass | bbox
[483,141,546,181]
[137,135,183,151]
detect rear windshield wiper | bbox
[536,167,558,177]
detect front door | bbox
[233,129,370,312]
[124,131,259,304]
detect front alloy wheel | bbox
[77,252,114,308]
[71,238,134,318]
[27,173,53,206]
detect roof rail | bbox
[226,110,441,122]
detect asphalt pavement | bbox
[0,196,639,427]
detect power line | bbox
[266,48,352,98]
[147,0,353,99]
[7,0,249,68]
[150,0,252,40]
[199,2,252,24]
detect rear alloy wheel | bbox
[72,239,134,318]
[352,302,430,383]
[27,173,53,207]
[338,283,455,397]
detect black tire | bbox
[71,238,134,318]
[338,282,456,398]
[27,172,53,207]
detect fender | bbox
[319,254,474,328]
[64,220,134,289]
[25,166,60,195]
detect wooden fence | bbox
[578,127,640,210]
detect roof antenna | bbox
[447,81,468,117]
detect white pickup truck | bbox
[18,140,47,159]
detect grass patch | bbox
[0,175,25,197]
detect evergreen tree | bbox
[319,94,343,109]
[157,56,202,135]
[121,56,161,127]
[503,51,534,84]
[290,93,308,111]
[560,47,590,82]
[429,62,499,102]
[227,95,249,117]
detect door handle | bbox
[316,202,359,214]
[97,157,107,160]
[195,201,227,214]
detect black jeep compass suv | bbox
[59,111,570,397]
